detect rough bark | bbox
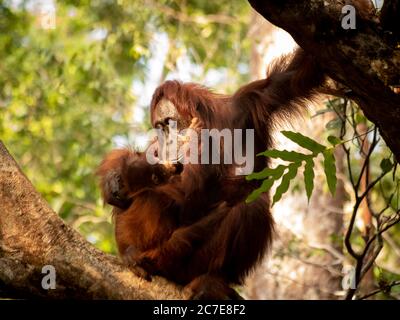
[248,0,400,160]
[0,141,183,299]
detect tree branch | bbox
[248,0,400,160]
[0,141,183,299]
[358,280,400,300]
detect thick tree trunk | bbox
[248,0,400,160]
[0,141,183,299]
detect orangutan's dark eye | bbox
[151,173,160,184]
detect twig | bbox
[358,281,400,300]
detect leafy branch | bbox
[246,130,337,205]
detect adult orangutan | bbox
[98,48,326,299]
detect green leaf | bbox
[323,149,337,196]
[258,149,308,162]
[246,165,285,181]
[380,158,393,173]
[281,131,326,154]
[272,162,301,205]
[325,118,341,130]
[246,165,286,202]
[246,178,275,203]
[304,157,315,202]
[327,135,341,146]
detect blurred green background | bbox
[0,0,252,254]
